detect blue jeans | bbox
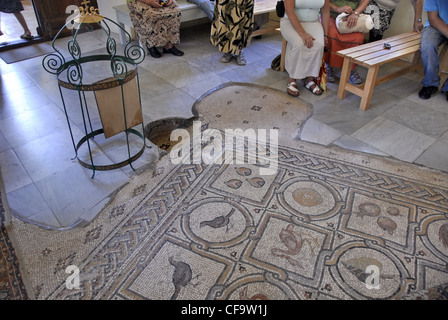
[421,25,448,92]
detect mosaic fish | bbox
[377,217,397,235]
[387,207,400,216]
[355,202,381,218]
[292,188,323,207]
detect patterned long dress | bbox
[210,0,255,55]
[127,0,182,48]
[364,0,397,41]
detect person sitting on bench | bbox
[418,0,448,101]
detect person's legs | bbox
[419,26,447,99]
[13,11,32,38]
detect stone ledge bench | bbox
[114,0,279,45]
[114,0,208,45]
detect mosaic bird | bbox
[439,223,448,249]
[169,257,192,300]
[271,224,319,268]
[199,208,235,231]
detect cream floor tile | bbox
[333,135,389,157]
[300,118,344,146]
[0,102,73,148]
[352,117,436,162]
[179,73,230,99]
[217,60,286,86]
[147,59,211,89]
[0,69,35,93]
[0,84,54,120]
[415,141,448,173]
[140,89,197,124]
[13,131,82,182]
[381,98,448,139]
[187,51,241,74]
[6,183,50,219]
[0,129,10,153]
[0,149,33,194]
[34,154,129,227]
[26,209,61,229]
[135,68,178,99]
[406,90,448,115]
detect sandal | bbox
[20,32,34,40]
[304,79,323,96]
[287,81,299,97]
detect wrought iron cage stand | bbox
[42,3,148,178]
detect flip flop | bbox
[20,33,34,40]
[304,80,323,96]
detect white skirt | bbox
[280,18,324,80]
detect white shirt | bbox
[293,0,325,22]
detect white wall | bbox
[384,0,428,37]
[97,0,127,33]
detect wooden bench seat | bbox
[336,31,448,111]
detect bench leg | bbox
[439,43,448,76]
[337,57,352,99]
[118,22,127,45]
[280,38,287,72]
[359,66,379,111]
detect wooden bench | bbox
[336,31,448,111]
[114,0,279,45]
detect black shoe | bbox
[148,46,161,58]
[163,46,184,56]
[418,86,438,100]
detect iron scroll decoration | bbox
[42,2,148,178]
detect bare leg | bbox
[13,11,32,38]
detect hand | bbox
[338,5,353,14]
[346,13,359,29]
[300,32,315,48]
[414,20,424,33]
[146,0,162,8]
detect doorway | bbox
[0,0,40,50]
[0,0,99,52]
